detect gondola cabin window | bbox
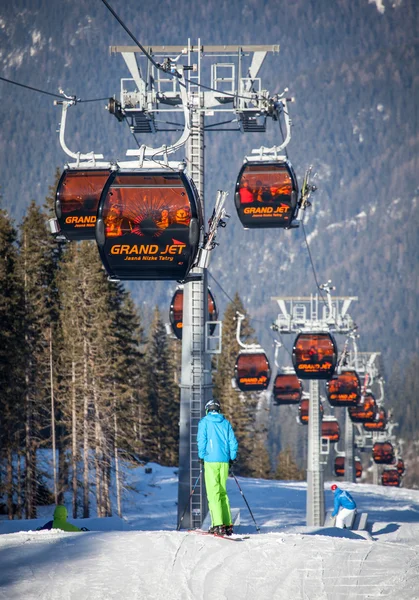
[292,332,337,380]
[96,170,201,281]
[235,161,298,229]
[334,456,362,478]
[382,469,400,487]
[234,351,271,392]
[170,287,218,340]
[298,398,324,424]
[372,441,395,464]
[321,419,340,442]
[363,407,387,431]
[326,370,361,407]
[55,169,110,240]
[348,392,377,423]
[273,374,303,405]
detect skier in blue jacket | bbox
[197,400,238,536]
[331,484,357,528]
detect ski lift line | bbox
[101,1,281,106]
[208,272,235,304]
[0,75,67,100]
[0,75,111,104]
[100,0,165,75]
[78,96,111,103]
[300,220,350,334]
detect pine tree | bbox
[142,307,180,466]
[249,433,273,479]
[16,201,59,518]
[275,446,305,481]
[0,206,25,519]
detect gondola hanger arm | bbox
[54,95,104,163]
[126,65,190,162]
[235,311,261,350]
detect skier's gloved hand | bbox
[229,459,236,467]
[199,459,204,465]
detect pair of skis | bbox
[189,529,249,542]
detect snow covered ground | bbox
[1,464,419,599]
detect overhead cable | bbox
[0,75,109,103]
[0,75,64,99]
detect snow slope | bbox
[1,464,419,600]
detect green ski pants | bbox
[204,462,232,527]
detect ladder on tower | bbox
[189,279,205,528]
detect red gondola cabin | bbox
[334,456,362,478]
[55,168,110,240]
[273,374,303,405]
[96,169,202,280]
[292,332,338,380]
[235,351,271,392]
[348,392,377,423]
[372,441,395,465]
[321,418,340,442]
[169,287,218,340]
[363,407,387,431]
[235,160,299,229]
[381,469,400,487]
[396,458,405,476]
[326,370,361,407]
[298,398,323,425]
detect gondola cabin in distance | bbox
[292,332,338,380]
[321,417,340,442]
[297,397,324,425]
[170,287,218,340]
[363,407,387,431]
[396,458,405,476]
[348,392,377,423]
[235,160,299,229]
[272,373,303,405]
[334,456,363,479]
[382,469,401,487]
[234,350,271,392]
[372,441,395,465]
[326,369,361,407]
[96,169,202,281]
[55,168,111,241]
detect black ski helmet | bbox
[205,400,221,414]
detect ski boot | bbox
[209,525,225,536]
[224,525,233,536]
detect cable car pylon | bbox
[272,283,357,527]
[53,38,296,529]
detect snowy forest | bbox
[0,175,305,520]
[1,0,419,520]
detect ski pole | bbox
[176,466,202,531]
[230,469,261,533]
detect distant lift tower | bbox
[108,41,281,529]
[272,283,357,526]
[349,350,383,484]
